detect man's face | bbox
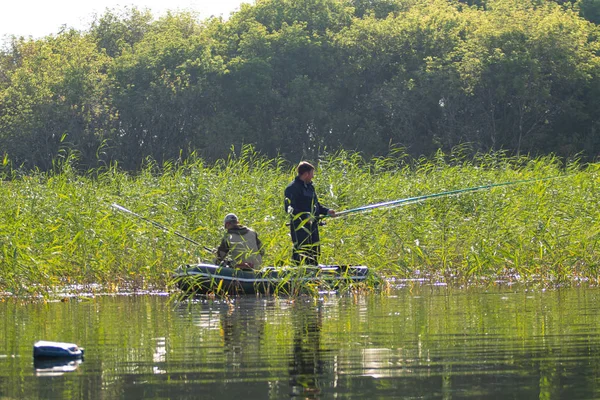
[304,169,314,182]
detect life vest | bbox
[227,228,262,269]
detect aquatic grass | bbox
[1,146,599,297]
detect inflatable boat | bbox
[172,263,370,295]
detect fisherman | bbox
[215,213,264,269]
[284,161,336,266]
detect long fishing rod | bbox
[328,175,568,219]
[111,203,214,252]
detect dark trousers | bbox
[290,221,321,266]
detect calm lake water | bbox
[1,284,600,399]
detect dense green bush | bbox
[0,0,599,170]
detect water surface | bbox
[1,285,600,399]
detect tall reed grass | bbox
[0,146,598,296]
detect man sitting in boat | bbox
[215,213,264,270]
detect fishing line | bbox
[111,203,214,252]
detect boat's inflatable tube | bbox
[173,263,370,295]
[33,341,84,358]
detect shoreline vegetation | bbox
[1,147,598,298]
[1,0,600,171]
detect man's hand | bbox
[327,209,337,218]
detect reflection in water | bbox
[360,348,405,378]
[2,288,600,398]
[152,337,166,374]
[34,358,83,377]
[288,301,326,399]
[219,299,266,372]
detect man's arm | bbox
[316,193,336,217]
[318,203,330,216]
[284,185,296,214]
[215,237,230,262]
[256,233,265,256]
[315,192,329,216]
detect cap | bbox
[223,213,238,224]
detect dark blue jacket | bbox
[284,176,329,220]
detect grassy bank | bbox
[0,147,598,296]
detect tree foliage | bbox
[0,0,599,170]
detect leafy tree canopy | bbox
[0,0,599,170]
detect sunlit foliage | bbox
[0,0,599,170]
[0,147,598,296]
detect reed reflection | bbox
[288,301,332,399]
[219,299,267,372]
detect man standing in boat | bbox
[216,213,264,269]
[284,161,336,266]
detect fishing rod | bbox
[327,175,568,219]
[111,203,214,252]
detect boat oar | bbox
[111,203,214,252]
[326,175,568,219]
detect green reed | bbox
[0,146,598,297]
